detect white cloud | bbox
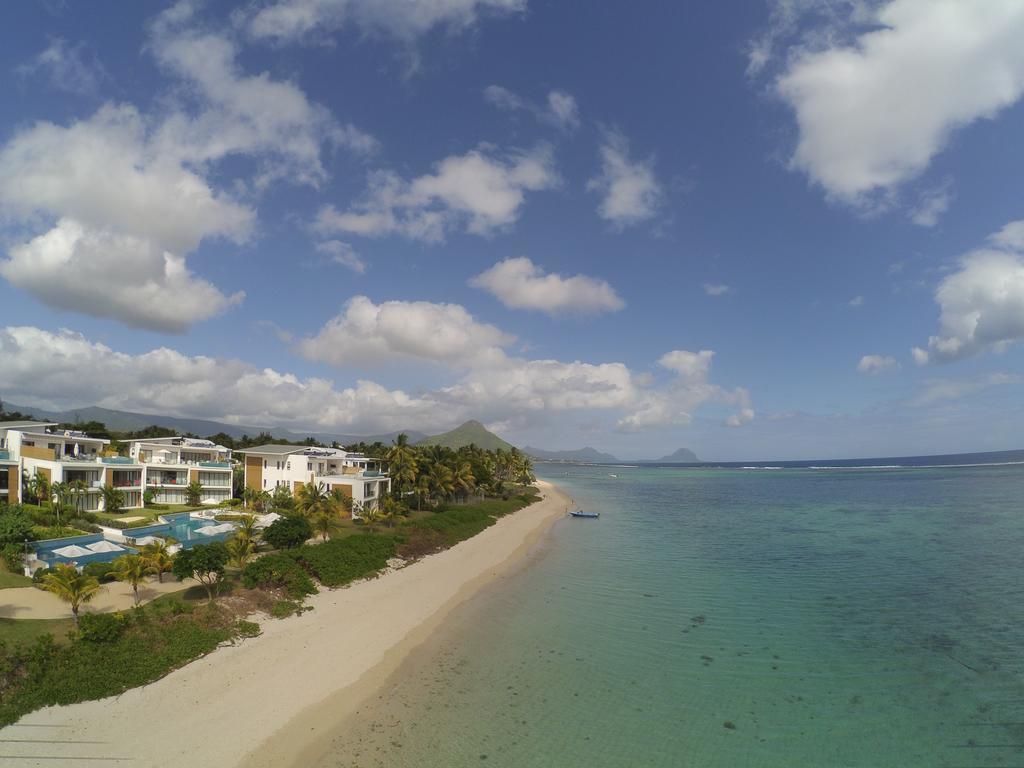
[617,350,754,431]
[0,105,254,331]
[315,145,557,242]
[857,354,898,374]
[247,0,525,44]
[914,222,1024,363]
[483,85,580,131]
[775,0,1024,204]
[16,38,109,95]
[296,296,514,368]
[849,295,865,307]
[910,181,954,227]
[469,257,624,315]
[316,240,366,273]
[0,4,373,332]
[703,283,733,297]
[587,129,662,228]
[990,220,1024,250]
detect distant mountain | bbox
[652,447,701,463]
[3,402,426,446]
[525,446,619,463]
[418,420,514,451]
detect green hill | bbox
[418,420,515,451]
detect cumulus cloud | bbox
[857,354,898,374]
[703,283,733,297]
[296,296,514,368]
[315,145,557,242]
[587,129,662,229]
[0,3,372,332]
[848,295,865,307]
[316,240,366,273]
[775,0,1024,204]
[617,350,754,431]
[483,85,580,131]
[16,38,110,95]
[469,257,624,315]
[246,0,525,44]
[913,221,1024,364]
[2,324,754,437]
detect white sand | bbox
[0,480,569,767]
[0,577,197,619]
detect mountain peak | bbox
[417,420,514,451]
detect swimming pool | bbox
[120,512,237,549]
[33,533,138,568]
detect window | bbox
[263,479,267,488]
[307,462,312,471]
[263,460,267,469]
[286,461,291,470]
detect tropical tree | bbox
[31,472,50,509]
[452,462,476,503]
[236,514,259,541]
[243,486,259,509]
[413,474,431,511]
[226,534,255,569]
[172,542,229,602]
[49,481,71,529]
[101,484,124,515]
[308,503,340,541]
[140,540,174,583]
[330,488,354,518]
[262,516,312,549]
[427,463,454,504]
[378,496,404,528]
[111,554,148,606]
[71,479,88,515]
[360,505,383,531]
[185,481,203,507]
[253,490,272,513]
[385,434,417,499]
[295,481,330,520]
[41,564,101,626]
[270,485,294,512]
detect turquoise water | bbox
[319,464,1024,767]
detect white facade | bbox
[4,424,144,510]
[128,437,233,505]
[239,446,390,517]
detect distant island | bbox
[525,445,701,464]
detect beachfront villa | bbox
[0,422,145,510]
[128,436,233,505]
[238,445,391,517]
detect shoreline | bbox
[0,480,569,767]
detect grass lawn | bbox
[0,563,32,589]
[0,617,76,646]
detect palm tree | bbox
[243,486,259,510]
[33,472,51,509]
[111,554,148,606]
[386,434,417,499]
[140,540,174,583]
[295,481,330,519]
[452,462,476,503]
[226,533,255,568]
[253,490,272,513]
[330,487,355,518]
[236,514,259,541]
[309,504,340,541]
[361,505,383,531]
[414,474,431,511]
[41,564,101,626]
[379,496,404,528]
[428,463,454,504]
[49,481,71,529]
[71,478,88,515]
[185,481,203,507]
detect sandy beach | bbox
[0,480,569,767]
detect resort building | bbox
[237,445,390,517]
[0,421,42,504]
[2,424,145,510]
[128,437,233,505]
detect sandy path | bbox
[0,578,198,620]
[0,481,569,767]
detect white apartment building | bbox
[2,423,144,510]
[238,445,390,517]
[128,437,233,505]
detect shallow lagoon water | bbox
[318,464,1024,767]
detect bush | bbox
[234,620,260,638]
[270,599,302,618]
[101,517,159,530]
[0,507,36,547]
[82,561,118,583]
[67,518,102,534]
[292,534,397,588]
[222,498,243,508]
[78,612,127,643]
[31,566,60,587]
[1,543,24,573]
[262,516,312,550]
[241,553,316,598]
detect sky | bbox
[1,0,1023,461]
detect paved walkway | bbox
[0,577,199,619]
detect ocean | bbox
[316,459,1024,767]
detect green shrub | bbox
[1,543,24,573]
[82,561,117,583]
[241,553,316,598]
[262,516,312,550]
[0,507,36,546]
[78,612,127,643]
[270,599,302,618]
[102,517,160,530]
[234,620,260,638]
[67,518,102,534]
[292,534,397,588]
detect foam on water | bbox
[316,464,1024,768]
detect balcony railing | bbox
[0,451,9,461]
[199,461,231,468]
[102,456,136,465]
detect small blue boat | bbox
[569,510,599,519]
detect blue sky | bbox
[1,0,1023,460]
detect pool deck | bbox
[0,576,199,619]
